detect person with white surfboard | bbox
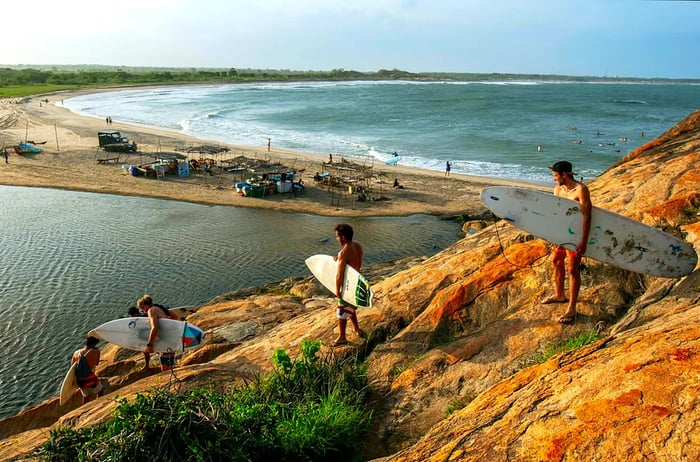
[138,295,180,371]
[541,160,592,325]
[71,336,106,404]
[332,224,367,346]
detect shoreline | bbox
[0,86,540,218]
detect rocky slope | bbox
[1,111,698,461]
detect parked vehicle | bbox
[98,130,137,152]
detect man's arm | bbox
[146,310,159,352]
[577,186,592,255]
[336,249,348,299]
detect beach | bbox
[0,88,532,218]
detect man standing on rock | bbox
[541,161,592,324]
[332,224,366,346]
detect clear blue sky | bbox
[3,0,699,78]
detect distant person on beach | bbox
[445,161,452,176]
[138,295,180,371]
[71,336,107,404]
[328,153,333,163]
[128,306,151,369]
[267,138,271,151]
[1,148,8,164]
[541,161,591,325]
[332,224,366,346]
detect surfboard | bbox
[385,155,401,165]
[89,318,205,353]
[305,254,373,308]
[59,362,78,406]
[480,186,697,278]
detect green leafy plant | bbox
[445,392,477,417]
[534,329,601,363]
[40,340,370,462]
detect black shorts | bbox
[160,352,176,367]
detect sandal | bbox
[331,340,348,347]
[558,313,577,325]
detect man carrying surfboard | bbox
[542,161,592,324]
[71,336,106,404]
[139,295,180,371]
[332,224,367,346]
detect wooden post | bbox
[54,124,60,152]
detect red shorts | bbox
[554,246,579,259]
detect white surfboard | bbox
[385,155,401,166]
[59,362,78,406]
[480,186,697,278]
[305,254,373,308]
[89,318,205,353]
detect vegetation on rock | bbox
[39,340,370,462]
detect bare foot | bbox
[541,296,568,304]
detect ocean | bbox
[63,80,700,183]
[3,80,698,421]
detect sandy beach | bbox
[0,87,531,217]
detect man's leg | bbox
[346,308,366,338]
[336,318,348,344]
[542,249,567,303]
[560,253,582,323]
[334,305,349,345]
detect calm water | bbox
[64,80,700,183]
[0,186,458,419]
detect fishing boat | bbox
[14,142,42,154]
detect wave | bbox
[612,99,648,105]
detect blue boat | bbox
[15,142,42,154]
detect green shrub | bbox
[40,340,370,462]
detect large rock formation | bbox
[1,111,698,462]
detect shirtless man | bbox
[332,224,366,346]
[541,161,592,324]
[139,294,179,371]
[71,336,105,403]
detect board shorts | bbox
[79,379,104,399]
[160,352,176,367]
[336,299,356,320]
[554,246,580,259]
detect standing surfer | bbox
[541,161,591,324]
[332,224,366,346]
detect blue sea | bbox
[63,80,700,183]
[2,80,699,421]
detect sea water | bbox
[63,80,700,183]
[0,186,457,420]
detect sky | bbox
[3,0,699,79]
